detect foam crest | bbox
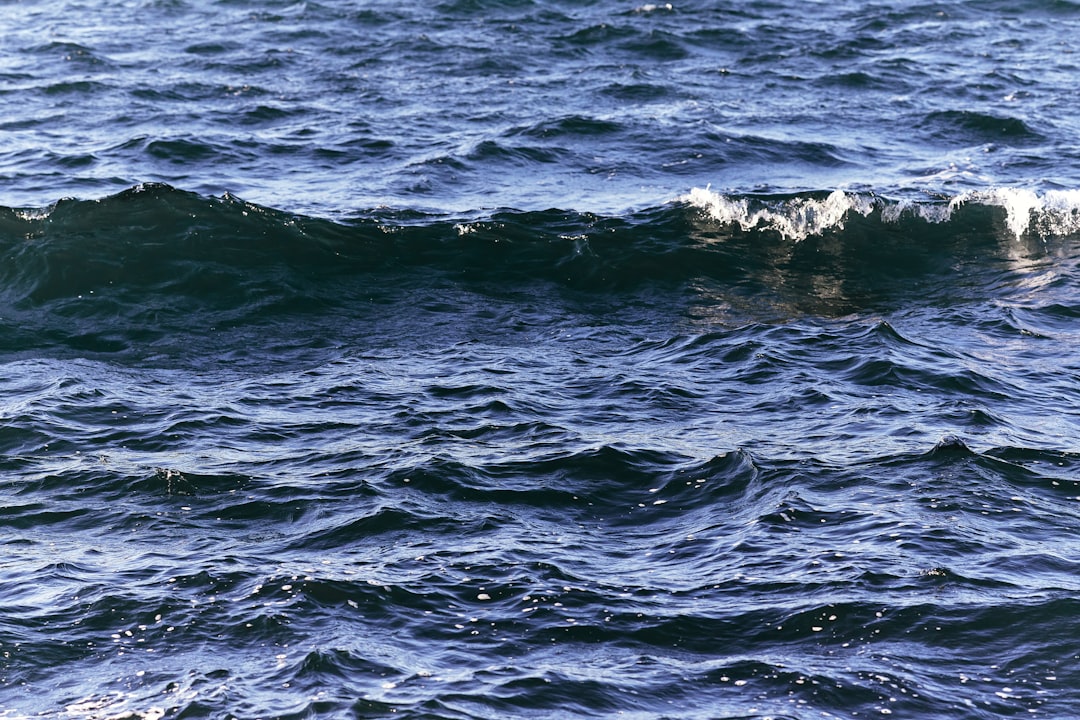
[684,186,1080,241]
[950,188,1080,240]
[682,187,875,241]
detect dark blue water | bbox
[3,2,1080,718]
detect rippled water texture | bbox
[0,186,1077,719]
[3,1,1080,719]
[1,0,1079,213]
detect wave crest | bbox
[682,186,1080,241]
[681,187,874,241]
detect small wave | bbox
[920,109,1045,145]
[512,114,625,139]
[29,41,113,67]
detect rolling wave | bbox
[3,182,1078,295]
[0,183,1076,361]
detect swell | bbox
[0,183,1078,360]
[6,183,1077,288]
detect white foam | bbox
[950,188,1080,240]
[879,199,953,225]
[681,187,875,241]
[682,186,1080,241]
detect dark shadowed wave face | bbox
[2,2,1080,719]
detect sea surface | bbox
[2,1,1080,718]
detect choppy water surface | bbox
[2,1,1080,719]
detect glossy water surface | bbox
[2,2,1080,719]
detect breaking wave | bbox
[682,186,1080,242]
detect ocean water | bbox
[2,1,1080,718]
